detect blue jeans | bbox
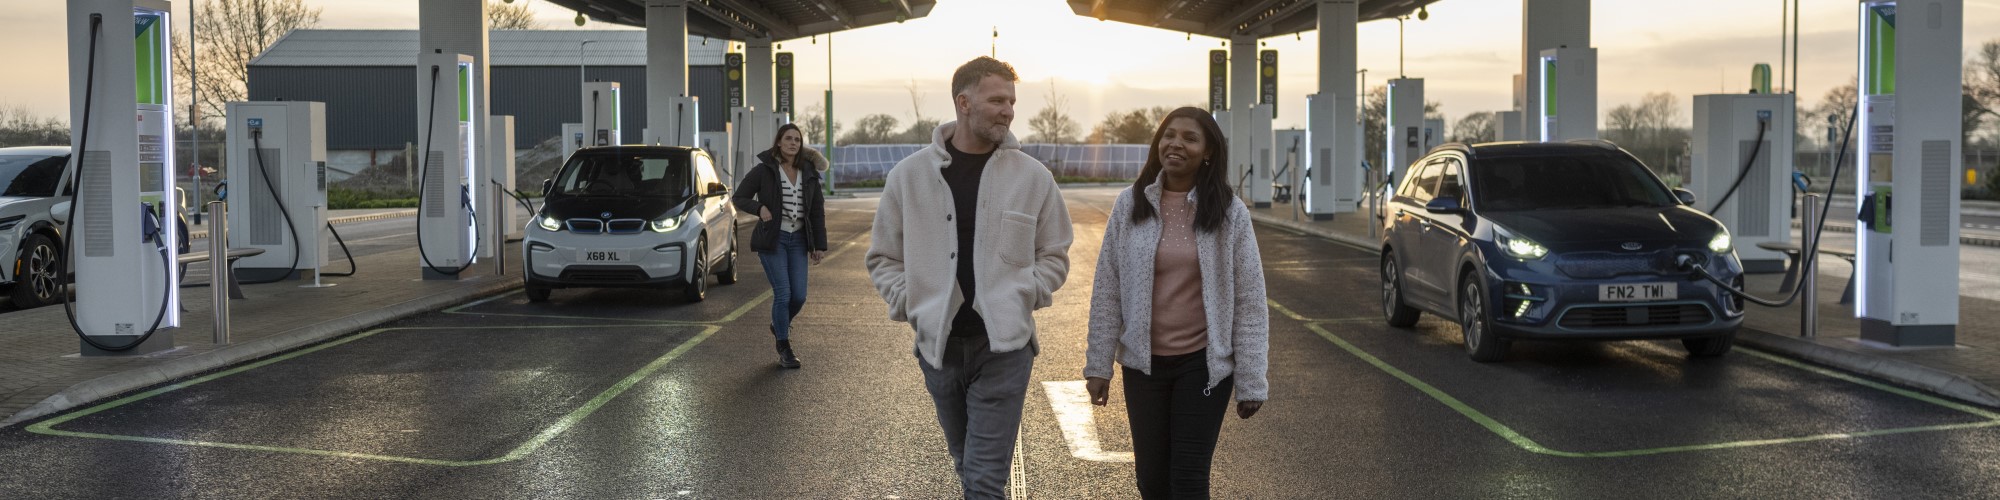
[759,230,810,340]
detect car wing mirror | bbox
[542,178,554,196]
[1425,197,1465,214]
[51,201,71,224]
[1674,189,1697,205]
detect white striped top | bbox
[779,167,804,233]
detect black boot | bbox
[776,339,802,369]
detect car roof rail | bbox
[1565,139,1622,151]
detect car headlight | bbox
[1494,225,1549,260]
[649,213,686,233]
[1708,231,1733,253]
[537,215,562,232]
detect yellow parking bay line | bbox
[28,324,722,466]
[1273,299,2000,458]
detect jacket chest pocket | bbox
[998,210,1037,267]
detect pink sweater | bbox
[1150,190,1208,356]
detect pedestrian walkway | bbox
[0,236,521,427]
[1244,200,2000,408]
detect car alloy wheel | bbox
[1381,252,1420,328]
[682,238,708,302]
[14,234,62,307]
[1460,274,1508,362]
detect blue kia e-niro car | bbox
[1377,141,1744,362]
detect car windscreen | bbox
[552,152,691,200]
[0,154,66,198]
[1471,153,1677,212]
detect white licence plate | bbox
[1600,282,1676,302]
[577,250,627,262]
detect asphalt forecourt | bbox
[4,191,2000,497]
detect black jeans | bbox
[1122,350,1232,499]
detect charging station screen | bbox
[134,10,170,207]
[1864,4,1897,95]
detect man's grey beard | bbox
[977,121,1008,144]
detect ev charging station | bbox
[487,115,516,245]
[225,101,329,282]
[1497,110,1526,142]
[1537,46,1598,142]
[560,123,584,163]
[1275,128,1305,204]
[415,51,478,280]
[730,107,788,181]
[698,130,731,179]
[1385,78,1425,188]
[65,0,180,354]
[1303,93,1359,220]
[581,82,621,147]
[1691,93,1794,273]
[649,96,699,147]
[1216,105,1275,207]
[1855,0,1963,346]
[1424,118,1445,150]
[1245,103,1275,208]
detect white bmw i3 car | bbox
[522,145,739,302]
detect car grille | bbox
[1555,251,1706,279]
[1557,304,1715,329]
[559,265,650,283]
[564,218,646,235]
[605,219,645,234]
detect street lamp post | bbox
[578,39,596,90]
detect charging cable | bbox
[59,13,174,352]
[233,129,303,285]
[1683,109,1856,308]
[1706,115,1770,214]
[415,64,475,277]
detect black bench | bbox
[176,248,267,300]
[1755,242,1858,305]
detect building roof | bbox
[1070,0,1441,39]
[249,30,727,67]
[542,0,937,41]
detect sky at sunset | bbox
[5,0,2000,137]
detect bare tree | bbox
[171,0,323,127]
[488,1,543,30]
[1085,106,1175,144]
[796,102,838,147]
[1602,92,1688,176]
[1362,85,1441,172]
[1449,111,1497,144]
[841,114,899,145]
[0,104,69,147]
[1026,81,1079,144]
[905,79,929,124]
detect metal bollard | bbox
[493,183,507,276]
[1800,193,1819,338]
[209,201,230,344]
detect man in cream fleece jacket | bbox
[865,57,1072,499]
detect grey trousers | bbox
[919,334,1035,499]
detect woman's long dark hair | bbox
[768,123,804,166]
[1131,106,1230,233]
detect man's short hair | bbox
[951,56,1020,97]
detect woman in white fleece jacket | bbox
[1085,107,1270,499]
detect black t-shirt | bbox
[942,140,992,338]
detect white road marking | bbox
[1042,380,1134,463]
